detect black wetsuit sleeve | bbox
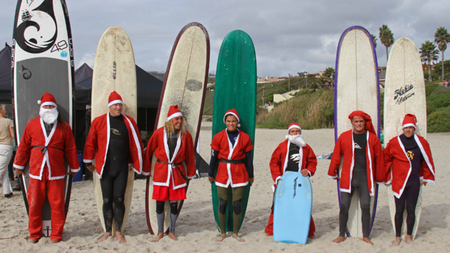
[208,150,219,177]
[246,151,254,178]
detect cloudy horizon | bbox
[1,0,449,77]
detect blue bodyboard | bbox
[273,171,312,244]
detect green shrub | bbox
[428,106,450,132]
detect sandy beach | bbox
[1,122,449,253]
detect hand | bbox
[249,178,254,185]
[301,169,309,177]
[276,178,282,184]
[333,176,340,180]
[208,176,214,183]
[421,181,427,186]
[385,183,391,186]
[67,171,78,177]
[86,164,96,172]
[15,169,25,177]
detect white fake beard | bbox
[286,134,306,147]
[39,107,58,124]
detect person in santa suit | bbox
[13,92,80,243]
[384,114,435,246]
[264,123,317,239]
[83,91,143,243]
[328,110,385,245]
[143,105,195,242]
[208,109,254,242]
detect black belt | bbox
[219,158,245,165]
[31,145,64,155]
[157,159,188,182]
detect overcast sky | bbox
[1,0,449,77]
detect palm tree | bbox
[419,41,439,81]
[371,34,377,48]
[434,27,450,81]
[379,25,394,65]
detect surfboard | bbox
[12,0,74,237]
[91,27,136,235]
[145,22,210,234]
[384,37,426,240]
[273,171,312,244]
[334,26,380,237]
[211,30,257,233]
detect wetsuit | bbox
[339,132,371,238]
[394,134,422,237]
[209,129,254,234]
[100,114,130,233]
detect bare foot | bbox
[362,237,373,245]
[98,232,111,242]
[152,233,164,242]
[50,239,60,244]
[27,237,38,243]
[168,233,178,241]
[405,235,413,244]
[391,237,401,246]
[215,233,227,242]
[116,232,127,243]
[232,233,245,242]
[332,236,346,243]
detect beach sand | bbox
[1,123,449,252]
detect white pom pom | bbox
[37,100,41,105]
[237,123,241,128]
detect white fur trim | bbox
[288,124,301,133]
[40,101,57,107]
[402,123,416,129]
[167,112,182,121]
[108,99,123,107]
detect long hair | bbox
[164,117,186,138]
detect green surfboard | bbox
[211,30,257,232]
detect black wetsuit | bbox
[394,134,422,237]
[100,114,130,233]
[339,132,371,238]
[286,143,301,172]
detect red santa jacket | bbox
[13,118,80,180]
[328,130,385,195]
[83,113,143,178]
[143,127,195,190]
[384,134,435,198]
[211,129,253,188]
[270,139,317,186]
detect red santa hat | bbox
[223,108,240,123]
[348,110,376,135]
[38,92,57,107]
[402,114,417,129]
[108,91,123,107]
[287,123,301,133]
[167,105,183,121]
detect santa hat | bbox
[287,123,301,133]
[402,114,417,129]
[38,92,57,107]
[108,91,123,107]
[167,105,183,121]
[348,110,376,135]
[223,109,240,123]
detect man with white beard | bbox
[265,123,317,239]
[14,92,80,243]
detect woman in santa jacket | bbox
[143,105,196,242]
[384,114,435,246]
[208,109,254,242]
[265,123,317,239]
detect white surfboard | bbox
[334,26,380,237]
[384,37,426,240]
[145,22,209,234]
[91,27,137,235]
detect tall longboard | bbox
[334,26,380,237]
[384,37,426,240]
[91,27,136,235]
[273,171,312,244]
[12,0,75,237]
[145,22,210,234]
[211,30,256,232]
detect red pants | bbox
[27,167,65,241]
[265,208,316,238]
